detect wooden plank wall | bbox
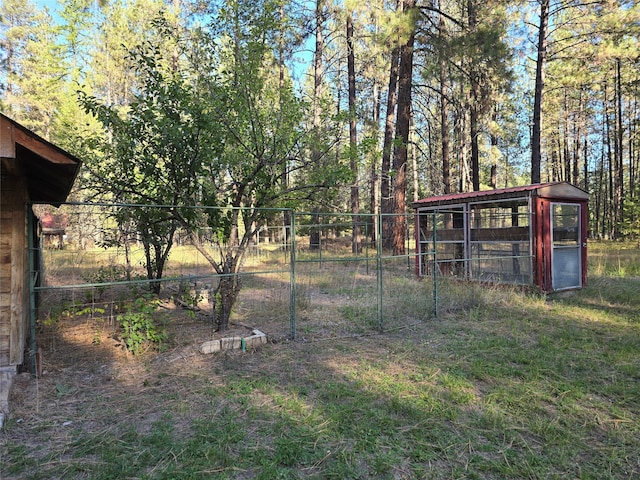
[0,175,28,367]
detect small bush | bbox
[117,296,167,355]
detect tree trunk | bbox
[381,45,401,249]
[468,0,480,192]
[309,0,324,250]
[279,0,291,247]
[490,126,498,189]
[470,103,480,191]
[531,0,549,184]
[458,102,470,191]
[596,146,605,237]
[213,259,241,332]
[629,91,637,201]
[615,58,624,234]
[391,0,416,255]
[605,81,615,238]
[573,89,583,186]
[439,22,451,194]
[347,12,360,253]
[370,77,381,242]
[563,91,571,183]
[411,118,418,203]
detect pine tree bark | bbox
[490,117,498,189]
[470,103,480,191]
[381,46,400,250]
[439,15,451,194]
[391,0,416,255]
[347,12,360,253]
[370,77,381,242]
[380,48,400,249]
[531,0,549,184]
[615,58,624,233]
[310,0,324,250]
[468,0,480,192]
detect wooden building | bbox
[0,113,81,425]
[413,182,589,293]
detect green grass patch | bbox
[3,240,640,479]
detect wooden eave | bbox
[0,113,82,206]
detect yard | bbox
[1,241,639,479]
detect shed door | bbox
[551,203,582,290]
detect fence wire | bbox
[29,203,439,370]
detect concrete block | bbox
[246,330,267,346]
[244,335,262,348]
[200,330,267,354]
[220,336,242,350]
[200,340,221,354]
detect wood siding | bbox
[0,175,28,366]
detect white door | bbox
[551,203,581,290]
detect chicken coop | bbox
[413,182,589,293]
[0,113,81,424]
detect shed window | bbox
[417,199,533,284]
[418,206,466,277]
[469,200,532,284]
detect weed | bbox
[116,296,167,354]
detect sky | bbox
[29,0,314,88]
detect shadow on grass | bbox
[2,270,640,479]
[551,276,640,321]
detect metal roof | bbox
[1,113,82,206]
[412,182,589,208]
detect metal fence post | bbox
[27,206,38,376]
[289,210,296,340]
[432,211,438,317]
[377,212,383,331]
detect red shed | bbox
[412,182,589,293]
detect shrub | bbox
[117,296,167,355]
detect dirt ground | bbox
[2,258,425,478]
[3,290,417,480]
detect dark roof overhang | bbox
[1,113,82,206]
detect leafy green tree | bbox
[83,5,343,330]
[80,29,218,294]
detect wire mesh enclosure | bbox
[416,201,532,284]
[413,182,589,292]
[31,203,295,361]
[30,204,437,363]
[289,211,433,340]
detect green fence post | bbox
[377,212,383,331]
[289,210,296,340]
[432,211,438,317]
[27,206,38,376]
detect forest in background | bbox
[1,0,639,245]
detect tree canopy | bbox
[1,0,639,288]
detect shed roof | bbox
[412,182,589,208]
[0,113,82,206]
